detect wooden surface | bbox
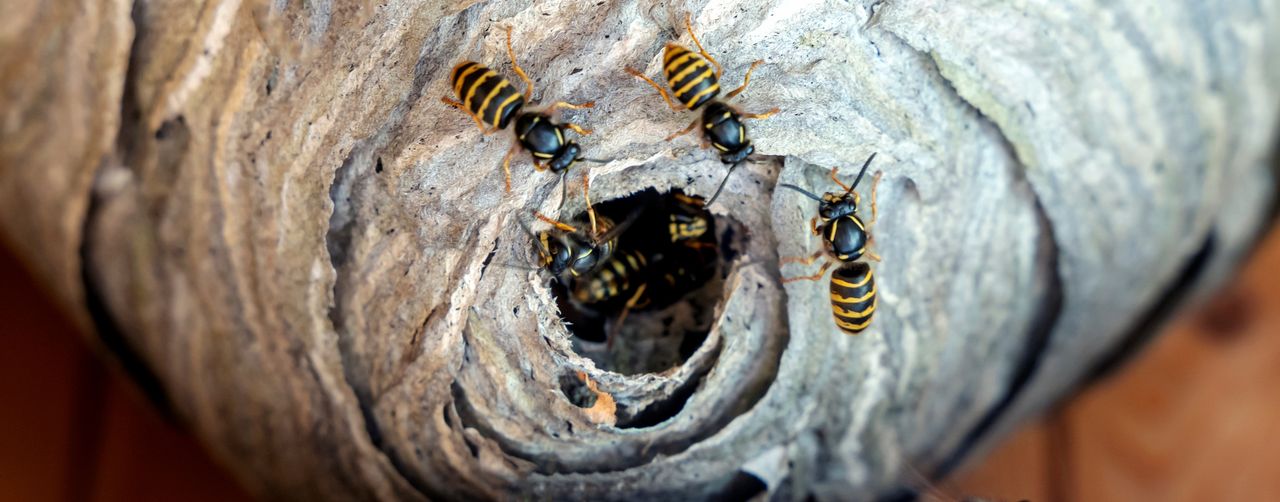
[945,222,1280,501]
[0,243,251,502]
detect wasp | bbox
[626,14,780,206]
[545,209,651,346]
[570,246,653,322]
[779,153,882,335]
[528,173,642,285]
[443,27,598,193]
[570,240,707,347]
[567,190,720,345]
[666,192,713,244]
[656,192,718,302]
[607,191,719,314]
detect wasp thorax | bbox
[567,245,600,276]
[514,112,567,162]
[827,216,868,262]
[513,112,544,137]
[542,231,602,279]
[701,101,753,164]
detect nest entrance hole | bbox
[552,188,740,375]
[558,372,598,408]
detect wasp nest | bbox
[4,0,1279,500]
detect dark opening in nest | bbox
[551,188,737,375]
[558,372,598,408]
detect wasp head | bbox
[819,192,859,221]
[537,231,602,281]
[548,141,580,173]
[535,232,569,278]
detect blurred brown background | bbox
[3,223,1279,501]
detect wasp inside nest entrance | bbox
[548,188,733,375]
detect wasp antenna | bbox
[849,152,878,192]
[516,215,537,238]
[705,160,743,207]
[496,260,540,271]
[596,205,645,246]
[581,171,600,238]
[515,216,551,267]
[516,216,546,252]
[778,183,824,202]
[557,171,569,212]
[579,157,614,164]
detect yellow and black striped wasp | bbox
[527,173,641,286]
[779,153,882,335]
[569,245,654,328]
[584,191,718,311]
[523,175,650,347]
[626,14,779,206]
[560,190,718,346]
[443,27,598,194]
[666,192,713,245]
[653,192,718,304]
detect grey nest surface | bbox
[5,0,1277,500]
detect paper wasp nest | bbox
[4,0,1279,500]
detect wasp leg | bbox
[505,26,534,101]
[827,166,853,193]
[582,171,599,238]
[533,210,578,233]
[725,60,764,99]
[780,250,824,266]
[665,117,701,142]
[740,107,780,120]
[810,217,821,236]
[781,260,833,283]
[549,101,595,111]
[626,67,684,112]
[863,229,882,262]
[608,283,649,349]
[500,142,521,193]
[869,170,882,225]
[563,122,593,136]
[684,13,723,79]
[556,171,569,211]
[441,97,490,133]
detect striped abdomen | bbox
[830,262,876,335]
[668,209,710,243]
[572,249,649,307]
[662,44,720,110]
[666,192,712,243]
[449,61,525,129]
